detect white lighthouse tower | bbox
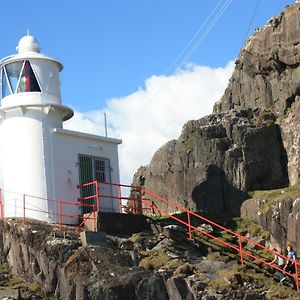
[0,35,122,224]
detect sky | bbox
[0,0,294,183]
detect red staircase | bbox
[78,181,300,291]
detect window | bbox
[17,60,41,93]
[5,61,23,93]
[1,68,11,98]
[0,60,41,99]
[95,159,106,182]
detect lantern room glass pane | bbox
[5,61,23,93]
[1,68,11,98]
[17,60,41,93]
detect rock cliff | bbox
[213,3,300,116]
[132,2,300,254]
[134,109,288,216]
[133,3,300,219]
[241,182,300,252]
[1,218,299,300]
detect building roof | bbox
[53,128,122,144]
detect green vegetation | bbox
[231,217,271,240]
[206,251,231,263]
[249,182,300,213]
[250,110,276,126]
[173,263,195,276]
[206,261,300,299]
[139,250,184,272]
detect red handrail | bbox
[141,187,300,290]
[77,181,300,291]
[0,188,97,232]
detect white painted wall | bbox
[1,106,62,222]
[51,128,121,224]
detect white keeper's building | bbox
[0,35,122,224]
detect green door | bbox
[78,155,95,214]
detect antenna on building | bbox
[104,113,108,137]
[27,29,30,36]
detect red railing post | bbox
[132,189,136,215]
[118,184,122,213]
[58,201,62,229]
[93,204,97,232]
[139,187,143,215]
[0,189,3,220]
[22,194,26,224]
[187,211,192,240]
[294,259,299,292]
[238,235,244,265]
[95,181,100,212]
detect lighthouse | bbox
[0,35,122,224]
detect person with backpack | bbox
[269,248,286,282]
[284,245,296,275]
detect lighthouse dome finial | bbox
[17,35,41,53]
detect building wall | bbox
[51,129,121,224]
[1,107,62,222]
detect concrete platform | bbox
[83,212,151,234]
[80,231,107,246]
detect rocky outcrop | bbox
[1,219,159,300]
[280,96,300,185]
[0,219,281,300]
[213,3,300,116]
[134,109,288,216]
[241,194,300,252]
[133,3,300,219]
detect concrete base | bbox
[83,212,151,234]
[80,231,107,246]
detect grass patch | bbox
[206,252,231,263]
[173,263,194,276]
[139,250,186,273]
[208,278,230,294]
[139,250,172,270]
[249,182,300,213]
[231,217,270,240]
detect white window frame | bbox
[16,60,43,93]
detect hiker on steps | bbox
[284,245,296,273]
[281,245,296,283]
[269,248,285,282]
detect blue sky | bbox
[0,0,294,182]
[1,0,292,111]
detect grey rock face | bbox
[134,109,288,216]
[280,96,300,185]
[213,4,300,116]
[241,196,300,251]
[133,3,300,219]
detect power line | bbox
[110,0,234,130]
[176,0,233,70]
[243,0,261,45]
[164,0,225,75]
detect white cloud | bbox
[64,61,234,184]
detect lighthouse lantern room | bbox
[0,35,122,224]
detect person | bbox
[269,248,285,282]
[284,245,296,275]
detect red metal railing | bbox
[0,188,97,232]
[77,181,300,291]
[1,181,297,290]
[77,181,153,215]
[142,187,300,291]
